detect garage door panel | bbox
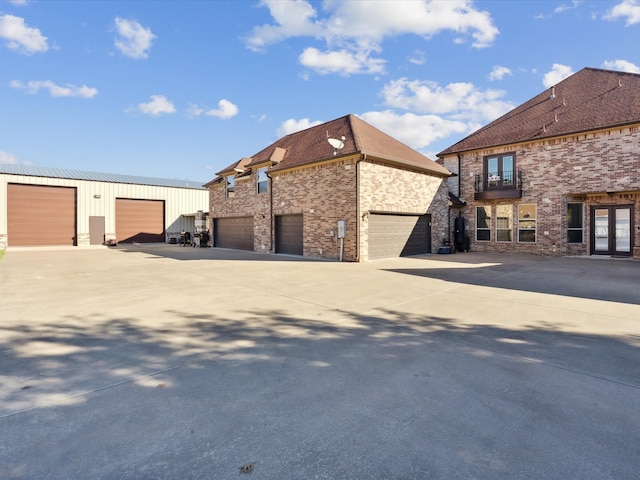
[214,217,254,251]
[8,184,76,246]
[275,214,303,255]
[369,214,430,259]
[116,198,165,243]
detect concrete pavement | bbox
[0,246,639,479]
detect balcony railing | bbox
[474,170,523,200]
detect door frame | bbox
[590,204,634,257]
[89,216,105,245]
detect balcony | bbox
[474,170,523,200]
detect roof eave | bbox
[439,119,640,157]
[361,151,452,177]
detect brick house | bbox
[205,114,451,261]
[438,68,640,259]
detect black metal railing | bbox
[475,170,522,192]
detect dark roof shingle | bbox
[209,114,450,183]
[438,68,640,156]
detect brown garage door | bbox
[214,217,254,251]
[275,214,303,255]
[7,183,77,246]
[115,198,165,243]
[368,213,431,259]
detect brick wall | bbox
[209,156,449,261]
[442,125,640,258]
[272,158,358,261]
[359,160,449,261]
[209,172,271,252]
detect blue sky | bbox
[1,0,639,184]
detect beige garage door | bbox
[214,217,254,251]
[275,214,303,255]
[368,213,431,259]
[7,183,77,246]
[115,198,165,243]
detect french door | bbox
[591,205,634,256]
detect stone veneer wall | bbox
[358,160,449,262]
[441,125,640,258]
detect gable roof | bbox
[209,114,450,183]
[0,163,207,189]
[438,68,640,156]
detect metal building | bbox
[0,164,208,248]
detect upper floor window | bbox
[567,203,584,243]
[518,204,536,242]
[225,175,235,198]
[257,167,268,194]
[485,153,515,189]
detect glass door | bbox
[615,208,631,253]
[593,208,609,253]
[591,206,634,256]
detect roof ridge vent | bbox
[550,86,556,99]
[618,78,622,88]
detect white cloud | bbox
[135,95,176,116]
[379,77,513,123]
[367,77,514,153]
[602,59,640,73]
[542,64,574,87]
[0,150,20,164]
[299,47,385,75]
[489,65,512,81]
[114,17,155,59]
[359,110,469,151]
[246,0,498,76]
[604,0,640,25]
[7,0,30,5]
[276,118,323,137]
[245,0,323,52]
[408,50,426,66]
[0,14,48,54]
[10,80,98,98]
[189,99,239,119]
[535,0,582,19]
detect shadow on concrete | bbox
[1,305,638,479]
[2,248,640,478]
[111,244,325,262]
[384,252,640,305]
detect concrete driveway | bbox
[1,246,638,479]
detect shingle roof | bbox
[210,114,450,183]
[214,157,252,177]
[438,68,640,156]
[0,164,207,189]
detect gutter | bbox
[457,153,462,197]
[355,153,366,262]
[266,170,273,252]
